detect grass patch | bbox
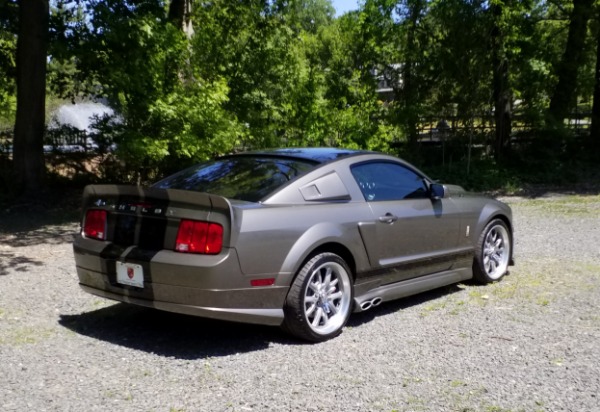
[515,195,600,216]
[0,326,54,346]
[467,260,599,308]
[417,259,600,317]
[419,301,448,317]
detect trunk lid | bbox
[81,185,233,251]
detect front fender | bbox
[474,201,513,239]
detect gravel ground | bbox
[1,193,599,412]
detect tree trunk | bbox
[13,0,49,194]
[590,14,600,152]
[490,1,512,161]
[548,0,594,125]
[168,0,194,38]
[492,55,512,160]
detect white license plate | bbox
[116,262,144,288]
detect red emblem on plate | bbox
[127,267,134,279]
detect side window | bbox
[351,162,429,201]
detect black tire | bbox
[282,253,354,342]
[473,218,512,284]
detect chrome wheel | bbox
[482,223,510,280]
[473,218,512,284]
[303,261,352,335]
[283,252,354,342]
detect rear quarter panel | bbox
[233,202,373,285]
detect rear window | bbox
[153,156,317,202]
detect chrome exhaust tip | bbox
[359,297,382,311]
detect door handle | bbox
[378,213,398,224]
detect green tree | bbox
[427,0,491,119]
[326,11,398,150]
[358,0,438,153]
[548,0,595,125]
[192,0,305,148]
[60,0,240,181]
[490,0,513,160]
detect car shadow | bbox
[60,283,467,358]
[59,303,300,359]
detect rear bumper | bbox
[74,236,288,326]
[78,282,285,326]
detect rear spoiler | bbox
[82,185,231,212]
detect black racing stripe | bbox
[79,243,160,289]
[113,214,136,246]
[138,217,167,250]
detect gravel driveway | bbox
[1,193,599,412]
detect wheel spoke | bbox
[305,295,318,303]
[488,259,497,274]
[323,267,332,288]
[328,291,343,301]
[327,302,339,315]
[305,302,317,316]
[311,307,325,327]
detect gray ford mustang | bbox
[73,148,513,342]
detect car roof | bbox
[224,147,373,164]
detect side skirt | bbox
[352,267,472,313]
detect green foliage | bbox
[0,0,17,128]
[51,0,242,181]
[189,0,399,152]
[2,0,597,190]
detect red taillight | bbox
[175,220,223,254]
[83,209,107,240]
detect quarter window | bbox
[351,162,429,201]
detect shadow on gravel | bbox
[59,284,466,358]
[0,251,44,275]
[59,304,299,359]
[0,223,78,247]
[0,189,80,247]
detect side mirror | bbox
[430,183,447,200]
